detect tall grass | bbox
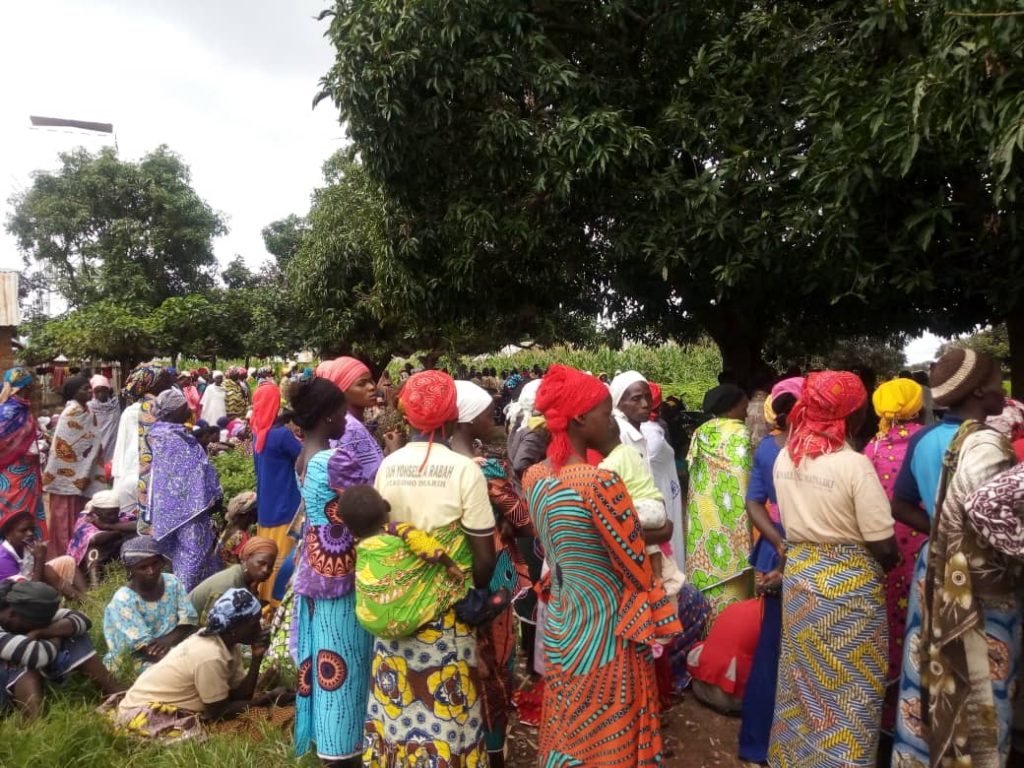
[0,570,314,767]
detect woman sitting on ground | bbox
[189,537,278,621]
[0,510,87,602]
[0,580,123,719]
[66,488,138,587]
[102,535,197,671]
[108,587,293,741]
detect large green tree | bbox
[315,1,1024,387]
[7,145,226,309]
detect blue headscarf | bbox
[200,587,261,636]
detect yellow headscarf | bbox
[872,378,924,436]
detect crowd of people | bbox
[0,347,1023,768]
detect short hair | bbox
[62,374,90,402]
[337,485,389,539]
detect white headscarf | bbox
[609,370,647,409]
[507,378,543,431]
[455,381,494,424]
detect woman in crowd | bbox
[452,379,532,768]
[685,383,753,616]
[103,535,198,671]
[506,378,547,483]
[87,374,120,461]
[109,588,292,740]
[769,371,898,768]
[0,580,123,719]
[223,368,248,420]
[642,381,686,571]
[43,375,106,557]
[524,365,681,766]
[131,364,174,527]
[0,509,86,601]
[146,388,223,591]
[200,371,227,424]
[370,371,497,767]
[316,357,385,489]
[0,368,47,540]
[890,349,1012,767]
[737,377,801,764]
[290,377,372,767]
[67,488,138,586]
[862,376,926,737]
[251,381,302,600]
[178,371,202,422]
[189,536,277,620]
[216,491,257,566]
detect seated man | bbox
[0,580,123,718]
[106,588,292,740]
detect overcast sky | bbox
[0,0,341,274]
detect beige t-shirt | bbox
[118,633,246,714]
[774,446,894,544]
[375,442,495,537]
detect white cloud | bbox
[0,0,343,273]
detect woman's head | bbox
[0,512,35,548]
[702,384,748,419]
[239,536,278,586]
[226,491,258,528]
[930,348,1005,416]
[787,370,867,466]
[399,370,459,436]
[121,535,167,589]
[289,378,348,440]
[455,380,495,441]
[763,376,804,431]
[62,374,91,406]
[89,374,112,402]
[316,357,376,409]
[199,588,263,644]
[609,371,652,426]
[337,484,390,539]
[154,388,190,423]
[0,580,60,634]
[872,378,924,435]
[85,489,122,525]
[535,364,616,469]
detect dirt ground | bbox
[506,693,747,767]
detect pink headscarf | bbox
[316,357,371,394]
[771,376,804,403]
[90,374,112,390]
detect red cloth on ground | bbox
[687,597,763,698]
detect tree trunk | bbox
[699,303,767,392]
[1006,307,1024,398]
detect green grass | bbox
[0,569,315,767]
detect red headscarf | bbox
[648,382,662,420]
[251,382,281,453]
[316,357,371,394]
[535,364,611,471]
[400,370,459,471]
[787,371,866,467]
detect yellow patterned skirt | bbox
[768,542,887,768]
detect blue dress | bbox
[293,449,373,760]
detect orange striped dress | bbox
[524,462,682,766]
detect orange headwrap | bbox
[240,535,279,560]
[251,382,281,453]
[787,370,866,467]
[316,357,371,394]
[399,370,459,470]
[534,364,611,471]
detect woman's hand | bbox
[756,570,783,595]
[643,520,673,545]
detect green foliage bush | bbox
[212,449,257,502]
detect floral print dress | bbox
[685,417,753,617]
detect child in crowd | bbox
[339,485,506,638]
[599,437,685,596]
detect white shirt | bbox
[641,420,685,571]
[200,384,227,424]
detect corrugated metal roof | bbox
[0,271,21,326]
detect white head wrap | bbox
[609,370,647,409]
[89,374,111,390]
[455,381,494,424]
[507,378,543,430]
[212,370,224,379]
[85,489,121,512]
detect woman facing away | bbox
[525,364,681,767]
[369,371,497,768]
[146,388,223,592]
[889,349,1013,767]
[768,371,899,768]
[250,381,302,602]
[289,376,373,768]
[0,368,48,547]
[685,383,754,617]
[862,376,926,738]
[42,374,106,557]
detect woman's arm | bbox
[746,499,784,555]
[466,535,496,589]
[891,497,930,534]
[865,536,900,571]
